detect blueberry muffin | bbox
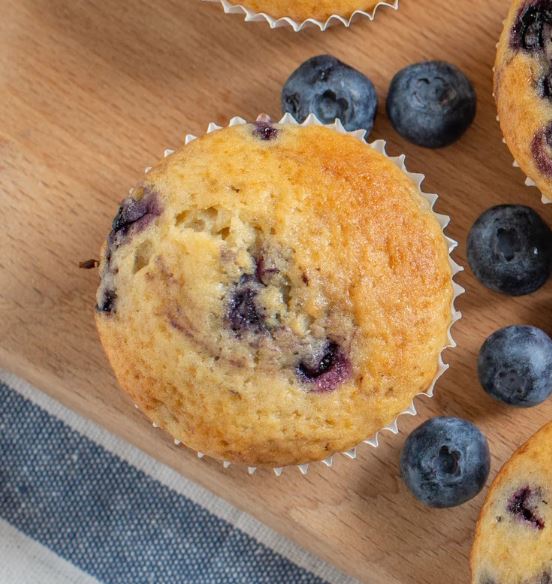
[495,0,552,203]
[471,422,552,584]
[228,0,386,22]
[95,118,454,467]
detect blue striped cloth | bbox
[0,371,356,584]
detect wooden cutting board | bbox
[1,0,551,582]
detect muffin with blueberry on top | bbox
[95,115,456,468]
[495,0,552,203]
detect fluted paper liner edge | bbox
[202,0,399,31]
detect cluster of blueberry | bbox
[401,217,551,506]
[281,54,476,148]
[401,131,552,506]
[280,53,552,508]
[469,205,552,408]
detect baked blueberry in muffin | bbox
[472,422,552,584]
[95,117,455,467]
[495,0,552,202]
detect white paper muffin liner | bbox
[511,158,551,204]
[202,0,399,31]
[140,112,463,475]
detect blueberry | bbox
[296,341,351,392]
[511,0,552,52]
[110,187,161,245]
[281,55,378,135]
[532,122,552,176]
[96,288,117,314]
[508,486,545,529]
[386,61,476,148]
[537,73,552,100]
[253,121,279,141]
[226,274,265,336]
[478,325,552,408]
[467,205,552,296]
[400,417,490,508]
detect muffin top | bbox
[95,119,453,467]
[495,0,552,203]
[229,0,386,22]
[471,422,552,584]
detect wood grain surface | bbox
[1,1,551,582]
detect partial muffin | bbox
[95,117,454,467]
[471,422,552,584]
[495,0,552,203]
[227,0,387,23]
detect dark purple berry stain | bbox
[532,122,552,175]
[511,0,552,51]
[96,187,162,315]
[109,187,162,246]
[255,255,279,286]
[538,73,552,99]
[96,288,117,313]
[508,486,546,530]
[253,121,279,141]
[296,341,351,392]
[227,274,265,336]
